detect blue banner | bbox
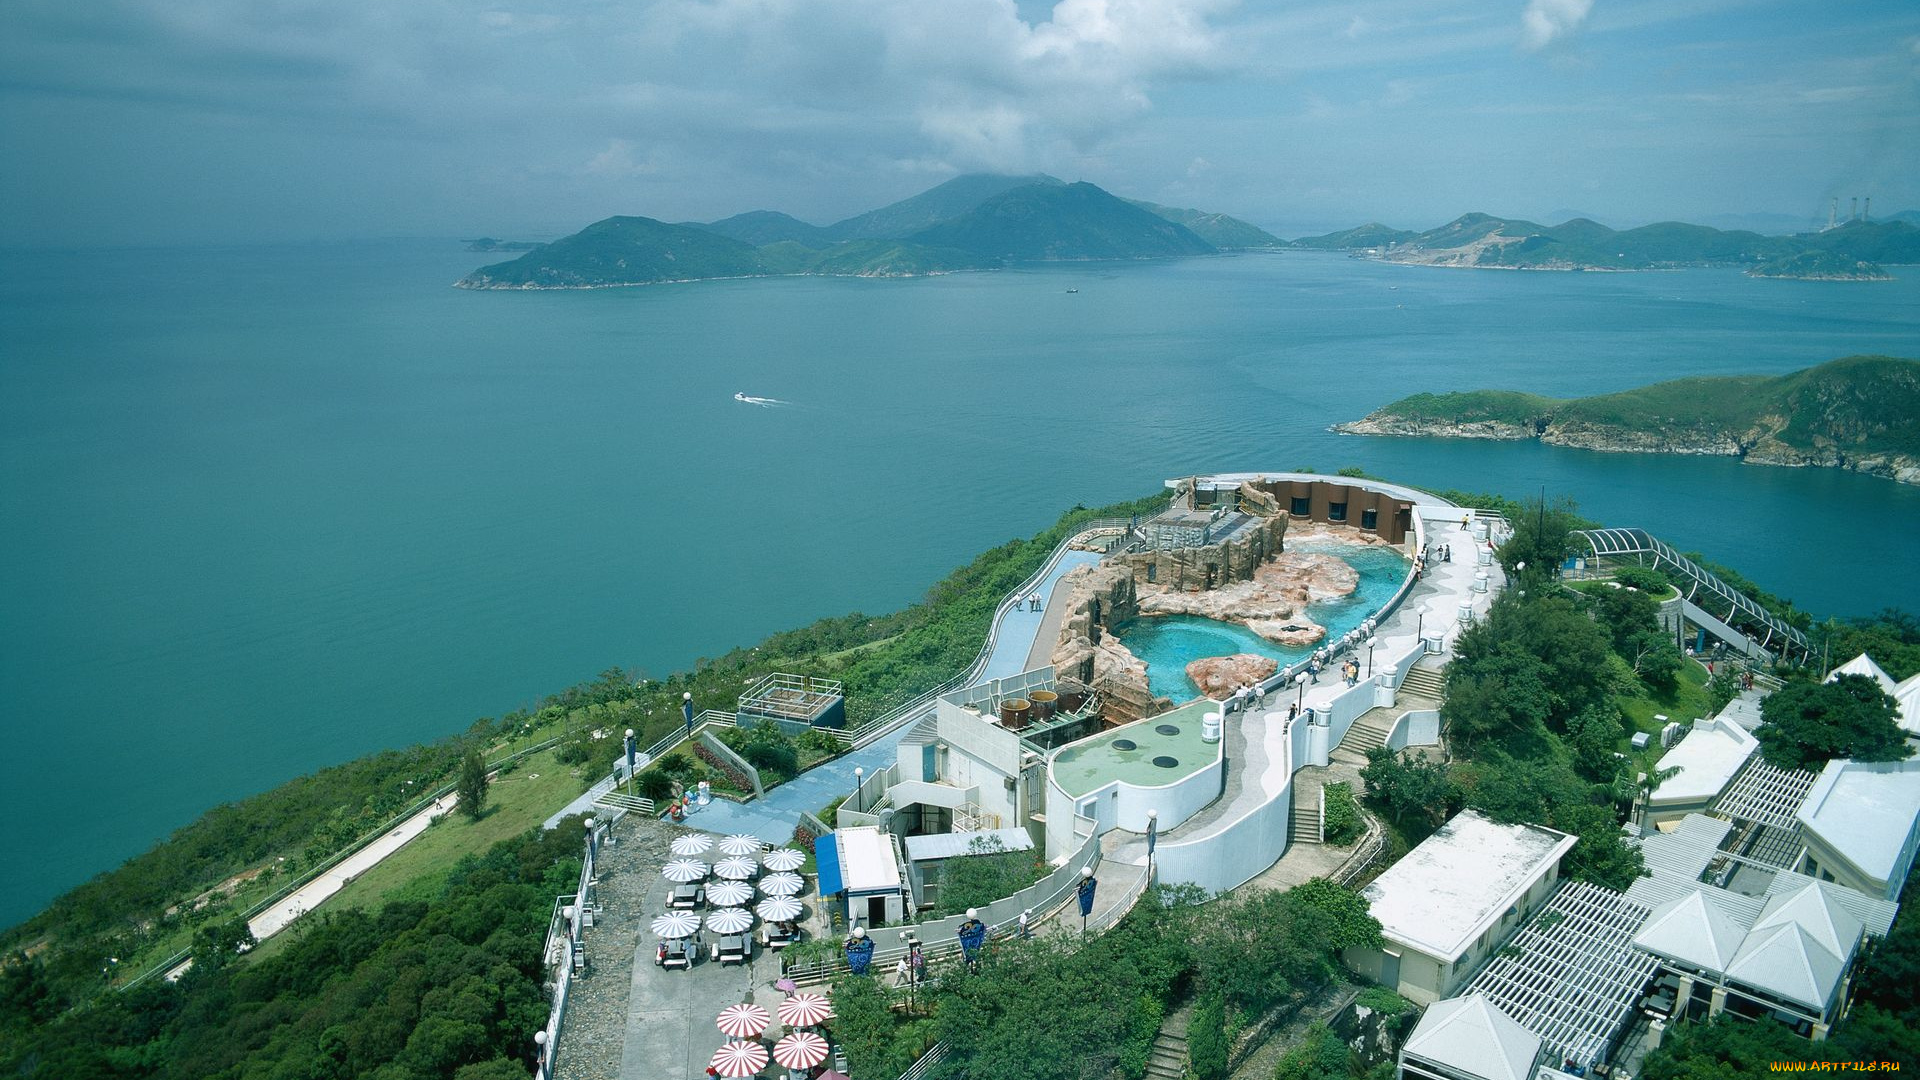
[957,919,987,959]
[1077,875,1098,918]
[845,936,874,975]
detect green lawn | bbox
[1616,660,1712,736]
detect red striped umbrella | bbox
[715,1003,770,1039]
[711,1040,769,1077]
[777,991,834,1027]
[772,1031,830,1070]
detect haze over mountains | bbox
[456,175,1279,289]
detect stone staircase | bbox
[1329,665,1444,767]
[1145,1006,1191,1080]
[1400,665,1446,700]
[1289,793,1323,845]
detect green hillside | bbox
[825,173,1063,240]
[1348,356,1920,469]
[1124,199,1283,248]
[912,182,1215,260]
[691,210,834,248]
[1288,222,1418,250]
[457,216,766,288]
[800,239,998,276]
[1749,250,1891,280]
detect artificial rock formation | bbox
[1185,654,1280,697]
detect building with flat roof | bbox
[814,825,907,929]
[1346,809,1578,1005]
[1645,716,1758,828]
[1795,757,1920,901]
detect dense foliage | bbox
[1821,609,1920,680]
[0,824,581,1079]
[456,751,489,820]
[932,837,1047,918]
[1754,674,1912,770]
[1321,783,1363,846]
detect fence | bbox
[537,813,617,1080]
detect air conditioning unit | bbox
[1660,722,1686,749]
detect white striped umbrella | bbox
[759,872,803,896]
[711,1040,769,1078]
[707,907,755,934]
[719,833,764,856]
[773,1032,830,1070]
[715,1003,771,1040]
[650,912,701,939]
[706,880,754,907]
[761,848,805,872]
[670,834,714,857]
[777,991,834,1028]
[714,856,758,880]
[663,859,708,883]
[755,896,803,921]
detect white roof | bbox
[1403,994,1541,1080]
[1795,758,1920,890]
[903,828,1034,862]
[1632,889,1753,972]
[1896,673,1920,737]
[836,826,902,893]
[1650,718,1758,806]
[1829,653,1897,694]
[1363,809,1577,963]
[1724,922,1846,1013]
[1751,881,1864,961]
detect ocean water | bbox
[3,241,1918,925]
[1118,543,1409,701]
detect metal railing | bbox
[1573,527,1812,662]
[1330,812,1388,889]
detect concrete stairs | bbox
[1145,1006,1191,1080]
[1290,799,1323,845]
[1400,665,1446,699]
[1330,712,1396,767]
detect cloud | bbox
[1520,0,1594,51]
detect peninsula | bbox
[1334,355,1920,486]
[456,174,1280,289]
[1290,213,1917,277]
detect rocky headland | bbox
[1334,355,1920,487]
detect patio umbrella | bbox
[715,1003,771,1040]
[650,912,701,939]
[670,834,714,857]
[774,977,798,993]
[663,859,709,883]
[756,896,803,921]
[707,907,755,934]
[719,833,763,856]
[777,992,834,1028]
[706,880,754,907]
[760,872,803,896]
[714,856,758,880]
[818,1072,849,1080]
[711,1040,769,1078]
[761,847,805,872]
[773,1032,830,1071]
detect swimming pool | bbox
[1117,542,1409,702]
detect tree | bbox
[1549,802,1646,891]
[1360,749,1460,837]
[1754,674,1911,770]
[1185,994,1227,1080]
[1495,495,1584,588]
[1281,879,1382,951]
[456,750,489,820]
[1272,1023,1356,1080]
[1564,705,1626,782]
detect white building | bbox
[1399,993,1542,1080]
[1645,716,1758,828]
[1795,757,1920,901]
[1346,809,1577,1005]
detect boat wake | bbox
[733,392,789,407]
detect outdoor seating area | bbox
[651,832,813,973]
[709,992,845,1079]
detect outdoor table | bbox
[713,933,752,965]
[669,883,704,910]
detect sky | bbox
[2,0,1918,246]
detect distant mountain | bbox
[688,211,834,249]
[1123,200,1282,249]
[1883,210,1920,227]
[457,216,765,288]
[1288,223,1418,250]
[1335,355,1920,486]
[1748,250,1890,281]
[911,182,1214,260]
[1293,211,1920,274]
[825,173,1064,240]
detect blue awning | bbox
[814,833,844,896]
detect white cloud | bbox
[1520,0,1594,51]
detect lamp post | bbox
[1294,671,1309,716]
[534,1030,548,1079]
[584,817,597,864]
[624,728,636,793]
[1365,636,1378,679]
[1515,561,1527,600]
[853,767,865,814]
[1416,603,1430,641]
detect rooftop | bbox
[1402,993,1541,1080]
[1712,754,1820,830]
[1362,809,1577,964]
[837,826,902,893]
[1829,653,1897,695]
[1650,717,1758,807]
[1629,879,1867,1014]
[903,828,1034,863]
[1795,757,1920,889]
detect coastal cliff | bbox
[1335,355,1920,486]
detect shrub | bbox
[636,768,676,802]
[1188,994,1228,1080]
[1612,565,1671,594]
[1322,783,1363,845]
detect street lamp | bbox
[1365,636,1378,679]
[1416,603,1431,641]
[584,817,597,864]
[1294,671,1309,715]
[1515,561,1527,600]
[853,767,865,813]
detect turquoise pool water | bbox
[1117,542,1410,702]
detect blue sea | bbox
[3,241,1917,925]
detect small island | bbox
[1747,250,1892,280]
[1334,355,1920,486]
